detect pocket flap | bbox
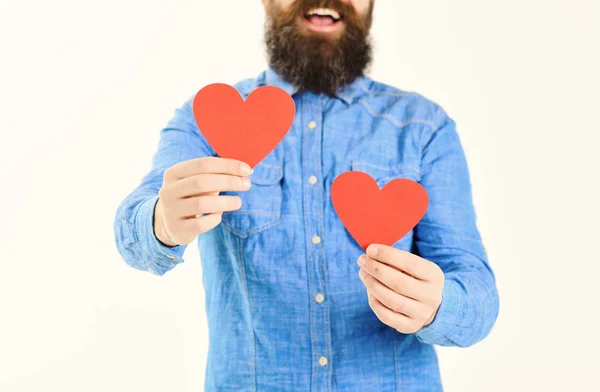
[351,161,421,188]
[249,162,284,185]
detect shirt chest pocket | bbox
[220,162,284,238]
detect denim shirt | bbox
[114,67,499,392]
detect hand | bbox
[154,157,254,246]
[357,244,445,334]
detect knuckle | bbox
[428,261,442,279]
[195,218,207,233]
[195,176,206,191]
[380,311,394,326]
[197,159,212,175]
[408,322,421,334]
[373,265,380,275]
[164,165,176,179]
[402,278,414,295]
[232,161,243,174]
[367,293,376,307]
[363,257,377,275]
[361,272,372,287]
[391,297,404,313]
[392,281,406,296]
[361,276,370,289]
[196,197,207,213]
[420,309,433,322]
[435,266,445,282]
[395,319,412,334]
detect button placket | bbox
[301,95,332,388]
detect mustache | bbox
[294,0,354,15]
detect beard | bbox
[264,0,374,97]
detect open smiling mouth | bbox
[302,7,344,31]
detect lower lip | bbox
[302,16,343,33]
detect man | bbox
[113,0,499,390]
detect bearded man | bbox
[114,1,499,390]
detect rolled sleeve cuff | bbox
[415,278,463,345]
[136,194,186,275]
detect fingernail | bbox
[240,163,252,175]
[358,268,366,277]
[357,254,366,267]
[366,245,378,257]
[242,177,251,188]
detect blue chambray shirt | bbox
[114,67,499,392]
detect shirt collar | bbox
[263,66,370,105]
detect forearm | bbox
[113,96,214,275]
[412,106,499,346]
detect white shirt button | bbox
[167,255,177,259]
[319,356,328,366]
[312,235,321,245]
[315,293,325,303]
[308,121,317,129]
[308,175,317,185]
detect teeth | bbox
[306,8,341,20]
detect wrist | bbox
[423,302,441,327]
[153,198,178,247]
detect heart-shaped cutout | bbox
[192,83,295,168]
[331,171,429,251]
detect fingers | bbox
[366,291,422,334]
[170,173,251,198]
[179,212,224,235]
[164,157,252,181]
[176,195,243,218]
[366,244,440,282]
[359,269,431,320]
[156,157,254,242]
[358,254,421,300]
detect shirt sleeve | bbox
[412,106,499,347]
[113,96,214,276]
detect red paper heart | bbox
[192,83,295,168]
[331,171,429,251]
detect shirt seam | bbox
[358,99,436,131]
[300,97,316,392]
[237,235,257,392]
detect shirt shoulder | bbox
[358,77,449,133]
[232,71,267,97]
[180,72,266,107]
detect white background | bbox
[1,0,599,391]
